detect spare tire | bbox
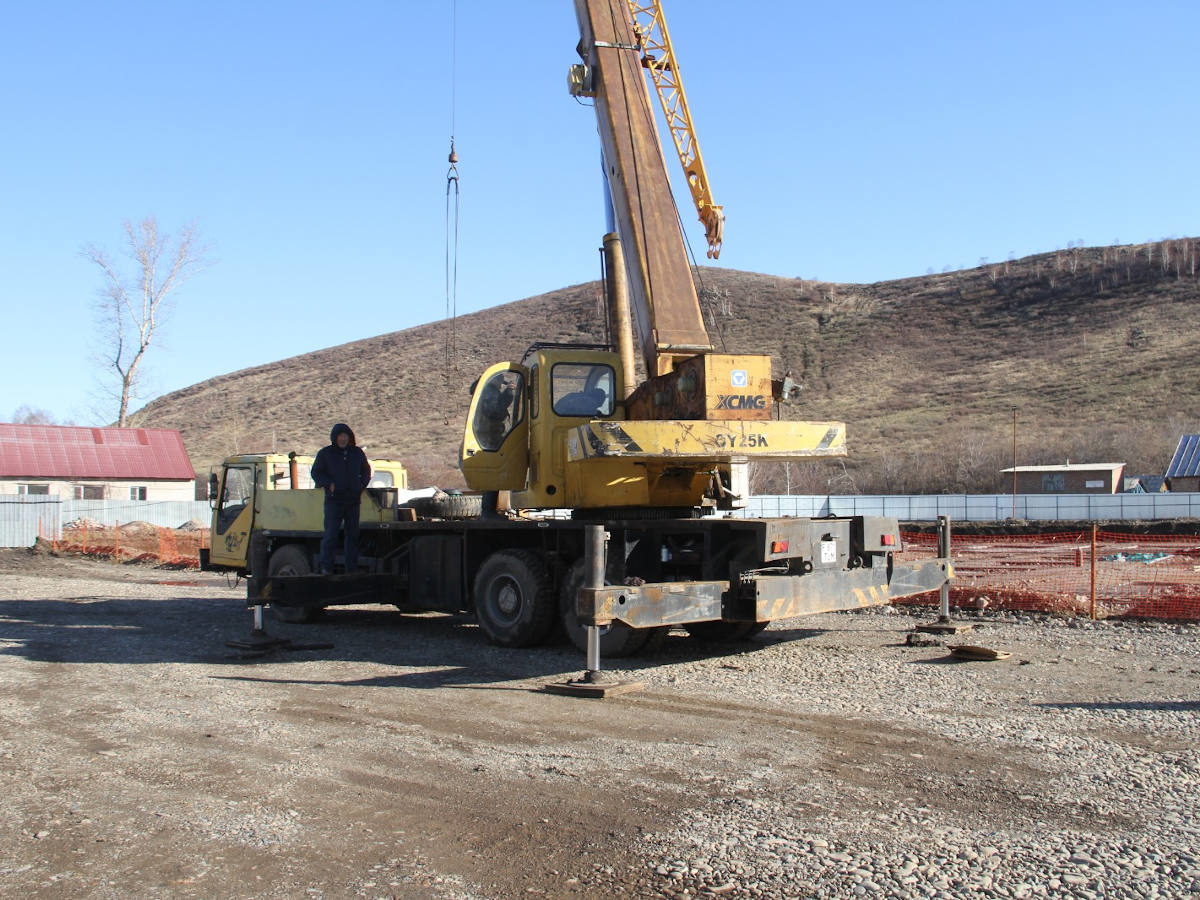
[409,494,483,520]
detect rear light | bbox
[771,540,789,554]
[881,534,896,546]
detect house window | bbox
[74,485,105,500]
[17,484,50,495]
[129,486,147,501]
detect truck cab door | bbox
[461,363,530,491]
[208,464,258,568]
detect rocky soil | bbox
[1,548,1198,898]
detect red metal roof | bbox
[0,424,195,481]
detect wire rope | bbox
[443,0,461,425]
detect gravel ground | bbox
[1,549,1199,898]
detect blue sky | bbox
[2,0,1197,425]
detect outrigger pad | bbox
[914,621,975,635]
[542,673,645,698]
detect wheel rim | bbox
[488,576,522,623]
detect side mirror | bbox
[208,472,219,508]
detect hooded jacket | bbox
[311,424,372,502]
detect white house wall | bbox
[0,479,195,502]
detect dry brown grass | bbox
[130,240,1200,493]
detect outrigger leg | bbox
[545,525,644,698]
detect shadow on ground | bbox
[1038,699,1200,712]
[0,594,829,678]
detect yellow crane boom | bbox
[625,1,725,259]
[572,0,713,375]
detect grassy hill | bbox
[131,238,1200,494]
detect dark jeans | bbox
[320,497,361,573]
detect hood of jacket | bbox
[330,423,356,446]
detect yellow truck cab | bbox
[203,452,410,573]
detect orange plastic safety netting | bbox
[35,524,1200,619]
[897,530,1200,620]
[43,521,209,568]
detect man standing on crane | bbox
[311,423,372,574]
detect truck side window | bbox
[551,363,614,417]
[473,371,525,452]
[216,466,254,534]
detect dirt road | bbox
[2,550,1199,898]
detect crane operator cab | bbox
[462,346,628,510]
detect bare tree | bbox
[84,218,208,426]
[11,405,59,425]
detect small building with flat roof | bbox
[1000,462,1125,494]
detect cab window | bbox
[216,466,254,534]
[368,470,394,488]
[551,363,614,417]
[473,371,525,451]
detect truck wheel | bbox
[684,620,768,642]
[410,494,483,520]
[559,559,666,658]
[267,544,323,624]
[473,550,556,647]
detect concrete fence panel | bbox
[739,493,1200,522]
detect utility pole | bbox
[1011,407,1018,519]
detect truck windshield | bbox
[551,363,614,417]
[473,371,525,451]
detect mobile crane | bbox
[204,0,951,657]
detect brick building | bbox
[999,462,1125,494]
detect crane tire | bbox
[473,550,556,647]
[267,544,324,624]
[558,559,663,658]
